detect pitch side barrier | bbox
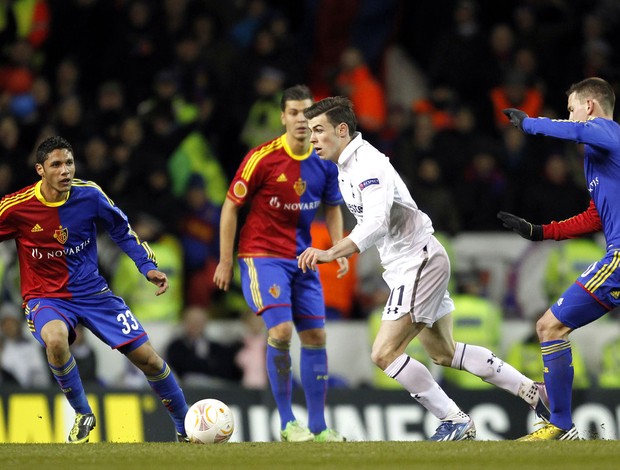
[0,385,616,442]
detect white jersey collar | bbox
[338,132,364,166]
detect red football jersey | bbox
[227,135,342,259]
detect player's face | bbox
[36,148,75,201]
[282,99,313,141]
[567,92,590,122]
[308,114,345,163]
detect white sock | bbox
[452,342,534,399]
[517,381,539,406]
[385,354,465,421]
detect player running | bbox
[0,136,189,443]
[299,96,550,441]
[500,77,619,441]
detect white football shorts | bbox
[381,235,455,326]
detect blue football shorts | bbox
[25,290,149,354]
[551,250,620,329]
[239,257,325,331]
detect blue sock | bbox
[266,339,295,428]
[146,362,188,434]
[541,340,574,430]
[49,356,92,414]
[300,345,328,434]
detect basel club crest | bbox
[269,284,281,299]
[54,226,69,244]
[293,178,306,196]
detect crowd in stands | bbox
[2,0,620,389]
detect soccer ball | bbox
[184,398,235,444]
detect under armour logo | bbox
[386,307,400,315]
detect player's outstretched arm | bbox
[147,269,169,296]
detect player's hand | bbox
[213,261,233,291]
[502,108,528,130]
[147,270,169,295]
[497,211,543,241]
[297,247,329,273]
[335,257,349,278]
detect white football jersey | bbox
[338,133,434,271]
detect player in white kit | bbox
[299,96,549,441]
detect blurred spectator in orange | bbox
[489,69,543,130]
[335,47,386,143]
[310,220,358,320]
[411,84,459,132]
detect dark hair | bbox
[280,84,313,111]
[566,77,615,115]
[303,96,357,136]
[36,136,73,164]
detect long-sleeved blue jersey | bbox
[523,116,620,250]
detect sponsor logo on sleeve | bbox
[359,178,379,190]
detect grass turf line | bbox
[1,441,619,470]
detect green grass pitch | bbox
[1,441,619,470]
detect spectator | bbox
[457,149,510,231]
[235,309,268,390]
[409,158,461,236]
[70,324,102,386]
[519,152,590,224]
[165,306,243,386]
[178,175,221,308]
[85,80,129,143]
[489,69,544,131]
[111,212,184,323]
[428,0,493,110]
[240,66,286,151]
[0,303,50,388]
[334,47,387,143]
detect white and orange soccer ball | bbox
[184,398,235,444]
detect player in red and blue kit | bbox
[500,77,619,440]
[214,85,348,442]
[0,136,189,443]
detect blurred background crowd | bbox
[1,0,620,390]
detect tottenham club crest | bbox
[268,284,281,299]
[293,178,306,196]
[54,226,69,244]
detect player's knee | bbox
[41,322,69,355]
[128,344,164,374]
[535,313,562,341]
[268,322,294,342]
[370,347,393,370]
[299,327,325,346]
[44,336,69,358]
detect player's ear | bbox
[338,123,348,138]
[35,163,44,177]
